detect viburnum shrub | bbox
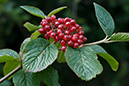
[0,2,129,86]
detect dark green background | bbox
[0,0,129,86]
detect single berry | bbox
[72,36,78,42]
[39,28,46,34]
[51,15,56,20]
[50,32,56,38]
[55,21,60,27]
[64,17,71,23]
[75,24,79,29]
[73,33,78,37]
[53,36,59,42]
[78,26,82,30]
[67,40,73,46]
[68,35,72,39]
[47,30,53,35]
[70,19,76,25]
[44,25,50,31]
[58,33,64,39]
[78,35,84,40]
[73,42,79,49]
[64,35,70,41]
[58,24,64,30]
[41,21,48,26]
[70,26,76,32]
[45,34,50,40]
[83,37,87,42]
[65,30,70,35]
[57,29,62,35]
[77,39,83,45]
[60,40,66,46]
[61,46,67,52]
[46,17,52,22]
[57,18,63,23]
[65,22,71,28]
[78,30,84,35]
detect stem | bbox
[82,36,108,47]
[0,65,22,83]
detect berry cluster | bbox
[39,15,87,52]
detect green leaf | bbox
[4,61,20,79]
[38,66,60,86]
[47,6,67,17]
[57,50,66,63]
[13,70,41,86]
[94,3,115,37]
[0,49,19,63]
[89,45,119,71]
[23,38,58,72]
[30,30,40,40]
[20,6,46,18]
[65,46,103,81]
[110,33,129,41]
[24,22,40,31]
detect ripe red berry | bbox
[60,40,66,46]
[57,29,62,35]
[58,24,64,30]
[78,26,82,30]
[44,25,50,31]
[78,30,84,35]
[75,24,79,29]
[64,17,71,23]
[70,26,76,32]
[72,36,78,42]
[46,17,52,22]
[70,19,76,25]
[55,21,60,27]
[65,22,71,28]
[53,36,59,42]
[41,21,48,26]
[77,39,83,45]
[51,15,56,20]
[83,37,87,42]
[65,30,70,35]
[73,33,78,37]
[78,35,84,40]
[61,46,67,52]
[39,28,46,34]
[67,40,73,46]
[57,18,63,23]
[50,32,56,38]
[73,42,79,49]
[47,30,53,35]
[64,35,70,41]
[45,34,50,40]
[58,33,64,39]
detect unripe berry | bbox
[61,46,67,52]
[67,40,73,46]
[73,42,79,49]
[60,40,66,46]
[39,28,46,34]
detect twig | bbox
[0,65,22,83]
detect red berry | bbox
[58,33,64,39]
[70,19,76,25]
[77,39,83,45]
[72,36,78,42]
[57,29,62,35]
[61,46,67,52]
[78,35,84,40]
[51,15,56,20]
[53,36,59,42]
[39,28,46,34]
[60,40,66,46]
[45,34,50,40]
[50,32,56,38]
[73,33,78,37]
[65,22,71,28]
[68,35,72,39]
[58,24,64,30]
[75,24,79,29]
[57,18,63,23]
[78,30,84,35]
[73,42,79,49]
[83,37,87,43]
[78,26,82,30]
[44,25,50,31]
[47,30,53,35]
[64,35,70,41]
[46,17,52,22]
[65,30,70,35]
[67,40,73,46]
[55,21,60,27]
[41,21,48,26]
[70,26,76,32]
[64,17,71,23]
